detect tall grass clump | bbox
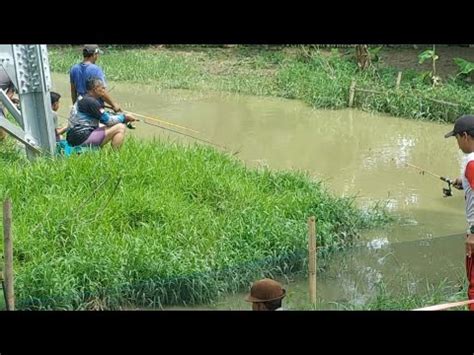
[0,138,389,309]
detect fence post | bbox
[396,71,402,90]
[3,198,14,311]
[308,216,317,306]
[348,80,356,108]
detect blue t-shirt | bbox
[69,63,106,97]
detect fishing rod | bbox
[125,110,200,134]
[104,105,199,134]
[406,162,461,197]
[140,118,229,151]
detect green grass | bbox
[340,277,468,311]
[49,45,474,123]
[289,274,468,311]
[0,138,390,309]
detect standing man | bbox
[69,45,121,112]
[445,114,474,311]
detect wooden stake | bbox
[3,198,14,311]
[348,80,356,108]
[396,71,402,90]
[308,216,316,305]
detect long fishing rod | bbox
[124,110,200,134]
[140,118,229,151]
[406,162,461,197]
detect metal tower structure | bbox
[0,44,56,160]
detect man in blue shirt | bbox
[69,45,121,113]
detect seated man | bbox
[245,278,286,311]
[67,77,137,150]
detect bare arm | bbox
[56,126,69,135]
[101,90,121,112]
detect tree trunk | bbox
[355,45,371,70]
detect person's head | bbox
[82,45,102,63]
[245,278,286,311]
[50,91,61,111]
[85,77,106,98]
[445,115,474,154]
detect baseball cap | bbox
[83,45,103,56]
[445,115,474,138]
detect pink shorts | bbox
[82,127,106,146]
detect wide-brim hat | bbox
[245,278,286,303]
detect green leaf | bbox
[369,46,383,62]
[454,57,474,76]
[418,50,434,64]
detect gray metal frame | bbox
[0,44,56,159]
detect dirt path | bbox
[380,45,474,79]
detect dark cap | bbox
[83,44,103,56]
[244,278,286,303]
[445,115,474,138]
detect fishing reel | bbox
[440,177,462,197]
[441,178,453,197]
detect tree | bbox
[355,45,371,70]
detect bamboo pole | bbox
[308,216,316,305]
[354,84,460,109]
[348,80,356,108]
[3,198,14,310]
[413,299,474,311]
[355,88,385,95]
[423,97,460,107]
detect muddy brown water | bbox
[51,73,468,309]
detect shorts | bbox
[82,127,106,146]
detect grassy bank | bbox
[0,138,389,309]
[49,45,474,123]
